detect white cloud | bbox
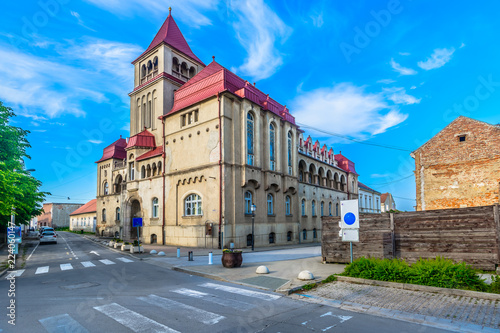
[84,0,218,28]
[390,58,417,75]
[70,11,96,32]
[399,52,410,56]
[383,87,421,105]
[0,38,140,119]
[417,47,455,70]
[291,83,408,138]
[310,12,324,28]
[229,0,292,80]
[88,140,103,144]
[377,79,396,84]
[460,43,466,49]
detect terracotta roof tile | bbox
[70,199,96,216]
[95,137,127,163]
[334,152,358,174]
[380,193,389,203]
[126,129,156,149]
[136,146,164,161]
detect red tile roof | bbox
[133,12,204,66]
[165,60,296,126]
[70,199,96,216]
[380,193,389,203]
[126,129,156,149]
[95,137,127,163]
[136,146,163,161]
[335,152,358,174]
[358,182,380,193]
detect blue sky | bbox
[2,0,500,211]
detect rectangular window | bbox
[458,135,466,142]
[247,154,254,166]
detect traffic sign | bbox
[342,229,359,242]
[132,218,143,227]
[340,200,359,229]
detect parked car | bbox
[39,227,54,237]
[39,231,57,244]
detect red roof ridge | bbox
[136,146,164,161]
[133,13,205,66]
[70,199,97,216]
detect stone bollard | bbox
[256,266,269,274]
[150,250,157,255]
[157,251,166,256]
[298,270,314,280]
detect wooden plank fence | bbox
[322,205,500,270]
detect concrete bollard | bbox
[256,266,269,274]
[208,252,213,265]
[177,248,180,258]
[188,251,193,261]
[150,250,157,255]
[157,251,166,256]
[298,270,314,280]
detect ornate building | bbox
[95,11,358,248]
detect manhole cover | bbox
[237,276,289,290]
[60,282,100,290]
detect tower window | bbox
[458,135,466,142]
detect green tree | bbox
[0,101,48,226]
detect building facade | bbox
[380,193,396,212]
[95,12,359,248]
[69,199,97,232]
[358,183,381,213]
[37,203,84,229]
[411,116,500,211]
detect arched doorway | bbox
[130,200,141,240]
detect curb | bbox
[336,276,500,301]
[172,266,229,283]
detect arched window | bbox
[141,166,146,178]
[285,196,291,216]
[312,200,316,216]
[287,131,292,175]
[152,163,157,176]
[269,232,275,244]
[247,234,253,247]
[269,123,276,171]
[181,62,188,76]
[116,207,120,221]
[172,57,179,72]
[147,164,151,178]
[301,199,306,216]
[151,234,157,244]
[329,202,332,216]
[153,57,158,71]
[152,197,159,218]
[104,182,109,195]
[157,161,162,173]
[303,229,307,240]
[313,228,317,239]
[102,209,106,222]
[336,203,339,216]
[247,113,254,165]
[244,191,252,214]
[321,201,324,216]
[267,194,274,215]
[147,60,152,74]
[287,231,292,242]
[141,65,146,78]
[189,66,196,78]
[184,194,202,216]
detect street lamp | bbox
[251,204,256,251]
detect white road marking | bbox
[94,303,179,333]
[5,270,25,278]
[81,261,96,268]
[90,251,100,256]
[138,294,225,325]
[172,288,255,310]
[320,312,352,323]
[199,282,281,301]
[35,266,49,274]
[27,242,39,261]
[39,313,89,333]
[99,259,115,265]
[60,263,73,271]
[116,257,133,263]
[322,325,336,332]
[60,234,78,260]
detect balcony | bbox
[127,181,139,192]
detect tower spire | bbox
[169,7,172,15]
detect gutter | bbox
[162,117,166,245]
[217,92,223,249]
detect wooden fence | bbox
[322,205,500,270]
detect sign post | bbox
[340,200,359,263]
[132,218,143,247]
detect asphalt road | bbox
[0,232,449,333]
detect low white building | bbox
[69,199,97,232]
[358,182,381,214]
[381,193,397,212]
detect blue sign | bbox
[344,212,356,226]
[132,218,143,227]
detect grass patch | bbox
[297,274,338,293]
[342,257,499,294]
[301,283,317,291]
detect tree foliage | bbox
[0,101,48,226]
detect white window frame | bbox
[184,194,202,216]
[152,198,159,218]
[267,194,274,215]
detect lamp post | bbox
[251,204,256,251]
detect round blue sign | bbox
[344,212,356,225]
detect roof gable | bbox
[70,199,97,216]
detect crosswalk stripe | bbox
[99,259,115,265]
[116,257,133,263]
[60,263,73,271]
[199,283,281,301]
[172,288,255,310]
[94,303,179,333]
[39,314,89,333]
[5,270,25,278]
[36,266,49,274]
[138,294,225,325]
[81,261,96,268]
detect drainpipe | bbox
[217,92,223,249]
[162,117,166,245]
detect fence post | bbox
[390,213,396,259]
[493,204,500,266]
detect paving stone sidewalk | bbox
[295,281,500,332]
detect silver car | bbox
[39,231,57,244]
